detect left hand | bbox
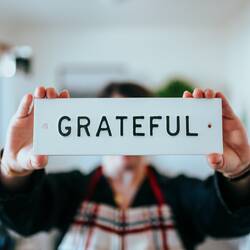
[183,88,250,178]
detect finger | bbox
[204,89,215,99]
[182,90,193,98]
[15,94,33,119]
[34,86,46,99]
[59,89,70,98]
[193,88,204,98]
[46,88,59,98]
[215,92,236,119]
[29,155,48,169]
[207,153,224,170]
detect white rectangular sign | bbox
[33,98,223,155]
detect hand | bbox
[1,87,70,178]
[183,88,250,178]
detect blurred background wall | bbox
[0,0,250,249]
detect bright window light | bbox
[0,54,16,78]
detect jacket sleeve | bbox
[175,172,250,240]
[0,169,88,236]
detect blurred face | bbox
[102,155,146,177]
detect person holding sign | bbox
[0,83,250,250]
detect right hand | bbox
[1,87,70,178]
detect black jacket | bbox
[0,166,249,250]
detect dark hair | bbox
[98,82,154,98]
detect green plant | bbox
[156,78,195,98]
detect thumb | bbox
[215,92,236,120]
[15,94,33,119]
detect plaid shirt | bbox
[59,167,184,250]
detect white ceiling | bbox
[0,0,248,29]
